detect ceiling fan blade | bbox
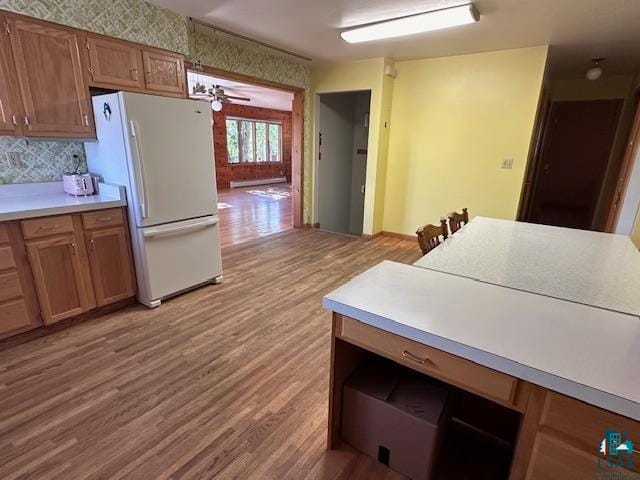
[223,95,251,101]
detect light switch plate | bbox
[501,158,514,169]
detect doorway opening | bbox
[316,90,371,236]
[186,67,304,248]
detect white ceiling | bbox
[150,0,640,77]
[187,72,294,111]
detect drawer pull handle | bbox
[39,225,60,230]
[402,350,429,365]
[96,217,112,222]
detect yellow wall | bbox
[382,46,548,235]
[311,58,392,235]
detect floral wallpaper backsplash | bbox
[0,0,313,221]
[0,138,86,184]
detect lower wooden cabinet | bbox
[0,208,136,334]
[86,226,135,306]
[26,234,95,324]
[0,222,41,338]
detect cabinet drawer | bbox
[540,393,640,473]
[0,271,22,302]
[0,299,33,336]
[0,224,8,244]
[81,208,124,230]
[339,316,518,405]
[22,215,74,239]
[0,245,16,270]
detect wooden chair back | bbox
[416,218,448,255]
[447,208,469,234]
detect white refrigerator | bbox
[85,92,222,308]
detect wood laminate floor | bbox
[217,184,293,248]
[0,229,420,480]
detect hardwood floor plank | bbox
[0,230,420,479]
[218,184,293,248]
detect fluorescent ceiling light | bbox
[340,4,479,44]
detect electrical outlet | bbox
[7,152,22,167]
[501,158,514,169]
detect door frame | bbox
[517,88,551,221]
[312,89,372,235]
[604,91,640,232]
[184,62,304,229]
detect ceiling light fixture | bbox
[340,4,479,44]
[211,99,223,112]
[586,58,605,81]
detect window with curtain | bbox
[226,118,282,164]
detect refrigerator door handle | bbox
[130,120,149,219]
[142,217,219,239]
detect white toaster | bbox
[63,173,95,196]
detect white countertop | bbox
[0,182,126,221]
[413,217,640,316]
[323,261,640,421]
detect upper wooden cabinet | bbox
[6,16,94,138]
[86,35,145,90]
[0,16,20,135]
[85,33,186,98]
[142,49,185,95]
[0,11,188,139]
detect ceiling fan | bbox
[191,82,251,111]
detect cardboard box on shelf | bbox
[341,361,449,480]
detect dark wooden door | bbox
[529,100,622,229]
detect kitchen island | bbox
[323,221,640,479]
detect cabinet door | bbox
[86,227,135,306]
[0,16,21,135]
[526,433,634,480]
[7,17,94,138]
[26,235,95,324]
[142,49,185,95]
[86,35,144,90]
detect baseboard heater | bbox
[230,177,287,188]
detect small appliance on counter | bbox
[63,154,95,196]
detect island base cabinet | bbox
[26,235,95,324]
[524,433,635,480]
[86,226,135,306]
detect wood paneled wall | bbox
[213,103,292,190]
